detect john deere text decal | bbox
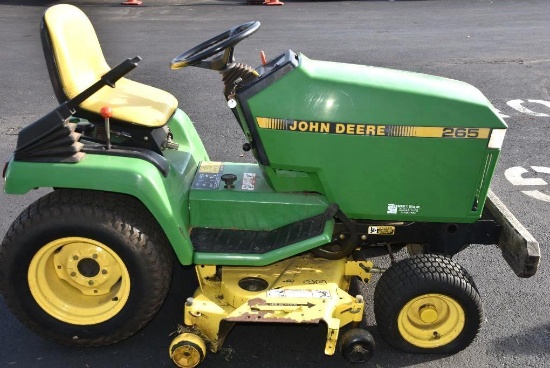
[256,117,490,139]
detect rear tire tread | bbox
[0,189,174,347]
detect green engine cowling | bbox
[235,51,507,223]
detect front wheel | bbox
[373,254,482,354]
[0,189,173,346]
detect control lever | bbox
[100,105,113,150]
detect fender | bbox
[3,109,208,265]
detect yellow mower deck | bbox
[170,254,374,366]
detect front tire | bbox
[0,189,173,346]
[374,254,482,354]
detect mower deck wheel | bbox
[170,333,207,368]
[340,328,375,363]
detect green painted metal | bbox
[244,54,507,223]
[4,53,511,269]
[189,163,330,230]
[167,109,209,161]
[193,219,335,266]
[4,109,208,265]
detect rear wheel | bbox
[0,189,173,346]
[28,236,131,326]
[374,254,482,354]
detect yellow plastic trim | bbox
[44,4,178,128]
[397,293,465,348]
[28,237,131,325]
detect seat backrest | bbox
[41,4,111,103]
[40,4,179,129]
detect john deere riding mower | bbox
[0,4,540,367]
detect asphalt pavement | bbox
[1,0,549,367]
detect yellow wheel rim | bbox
[398,293,465,348]
[170,333,206,368]
[28,237,131,325]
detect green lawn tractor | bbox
[0,4,541,368]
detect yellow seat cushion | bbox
[44,4,177,128]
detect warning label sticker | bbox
[241,173,256,190]
[193,162,223,190]
[387,204,421,215]
[199,162,223,174]
[267,289,331,299]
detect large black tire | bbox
[0,189,173,346]
[374,254,482,354]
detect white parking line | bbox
[504,166,548,186]
[522,190,550,203]
[506,99,550,117]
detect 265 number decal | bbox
[442,128,480,138]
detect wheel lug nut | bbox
[92,254,98,259]
[70,272,77,277]
[88,280,94,285]
[101,269,108,275]
[73,255,79,260]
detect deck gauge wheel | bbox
[340,328,376,363]
[170,333,207,368]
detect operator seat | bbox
[41,4,178,128]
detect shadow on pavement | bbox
[491,324,550,356]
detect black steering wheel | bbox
[171,21,261,71]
